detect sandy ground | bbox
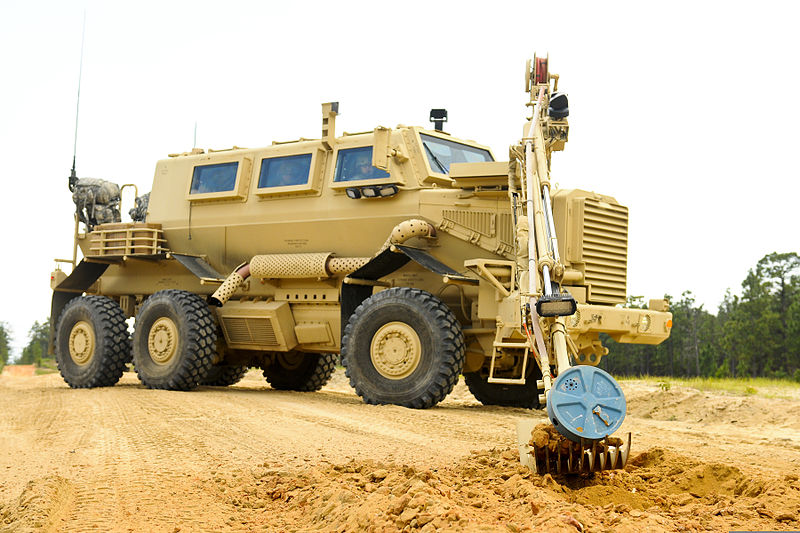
[0,368,799,532]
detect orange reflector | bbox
[666,320,673,329]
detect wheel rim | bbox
[69,321,95,366]
[370,321,422,380]
[276,352,305,370]
[148,317,178,365]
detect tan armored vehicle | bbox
[51,58,671,473]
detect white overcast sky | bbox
[1,1,798,356]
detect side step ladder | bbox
[487,340,531,385]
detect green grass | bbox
[38,357,58,371]
[615,375,800,400]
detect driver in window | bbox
[350,153,374,180]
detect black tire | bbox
[341,287,464,409]
[464,365,543,409]
[132,290,216,391]
[263,352,337,391]
[202,364,249,386]
[55,295,131,388]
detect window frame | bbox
[186,156,252,203]
[255,150,322,197]
[414,129,494,182]
[328,144,401,191]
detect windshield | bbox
[420,133,493,174]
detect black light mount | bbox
[429,108,448,131]
[535,292,577,317]
[345,184,399,199]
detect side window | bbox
[334,147,390,182]
[190,162,239,194]
[258,154,312,188]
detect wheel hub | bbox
[276,351,305,370]
[148,317,178,365]
[370,321,421,380]
[68,321,95,366]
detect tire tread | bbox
[55,295,131,388]
[341,287,465,409]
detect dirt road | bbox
[1,369,799,532]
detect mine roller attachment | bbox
[516,365,630,474]
[516,422,631,474]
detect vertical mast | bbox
[69,11,87,192]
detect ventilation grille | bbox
[221,317,278,346]
[498,213,514,248]
[442,210,496,236]
[582,198,628,304]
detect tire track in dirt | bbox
[2,371,800,531]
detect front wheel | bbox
[341,287,464,409]
[132,290,216,390]
[464,365,543,409]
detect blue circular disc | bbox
[546,365,626,442]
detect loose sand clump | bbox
[209,446,800,532]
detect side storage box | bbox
[216,300,298,352]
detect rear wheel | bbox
[55,295,131,388]
[202,364,249,386]
[263,351,337,391]
[132,290,216,390]
[464,365,543,409]
[341,287,464,409]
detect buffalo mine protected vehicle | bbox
[51,57,671,473]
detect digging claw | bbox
[516,419,631,474]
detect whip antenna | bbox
[69,11,86,192]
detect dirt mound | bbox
[0,365,35,378]
[211,446,800,532]
[624,382,800,429]
[0,476,73,532]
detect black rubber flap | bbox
[347,247,411,280]
[55,260,109,292]
[172,253,225,281]
[395,245,477,283]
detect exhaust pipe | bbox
[210,219,436,307]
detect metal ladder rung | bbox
[487,343,530,385]
[487,376,528,385]
[493,342,530,348]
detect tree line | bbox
[0,319,48,370]
[1,252,798,381]
[601,252,800,381]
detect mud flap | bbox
[340,245,476,337]
[171,253,225,282]
[49,260,110,354]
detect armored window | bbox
[190,162,239,194]
[258,154,312,188]
[420,134,493,174]
[334,147,390,182]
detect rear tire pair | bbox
[56,290,217,390]
[56,290,334,392]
